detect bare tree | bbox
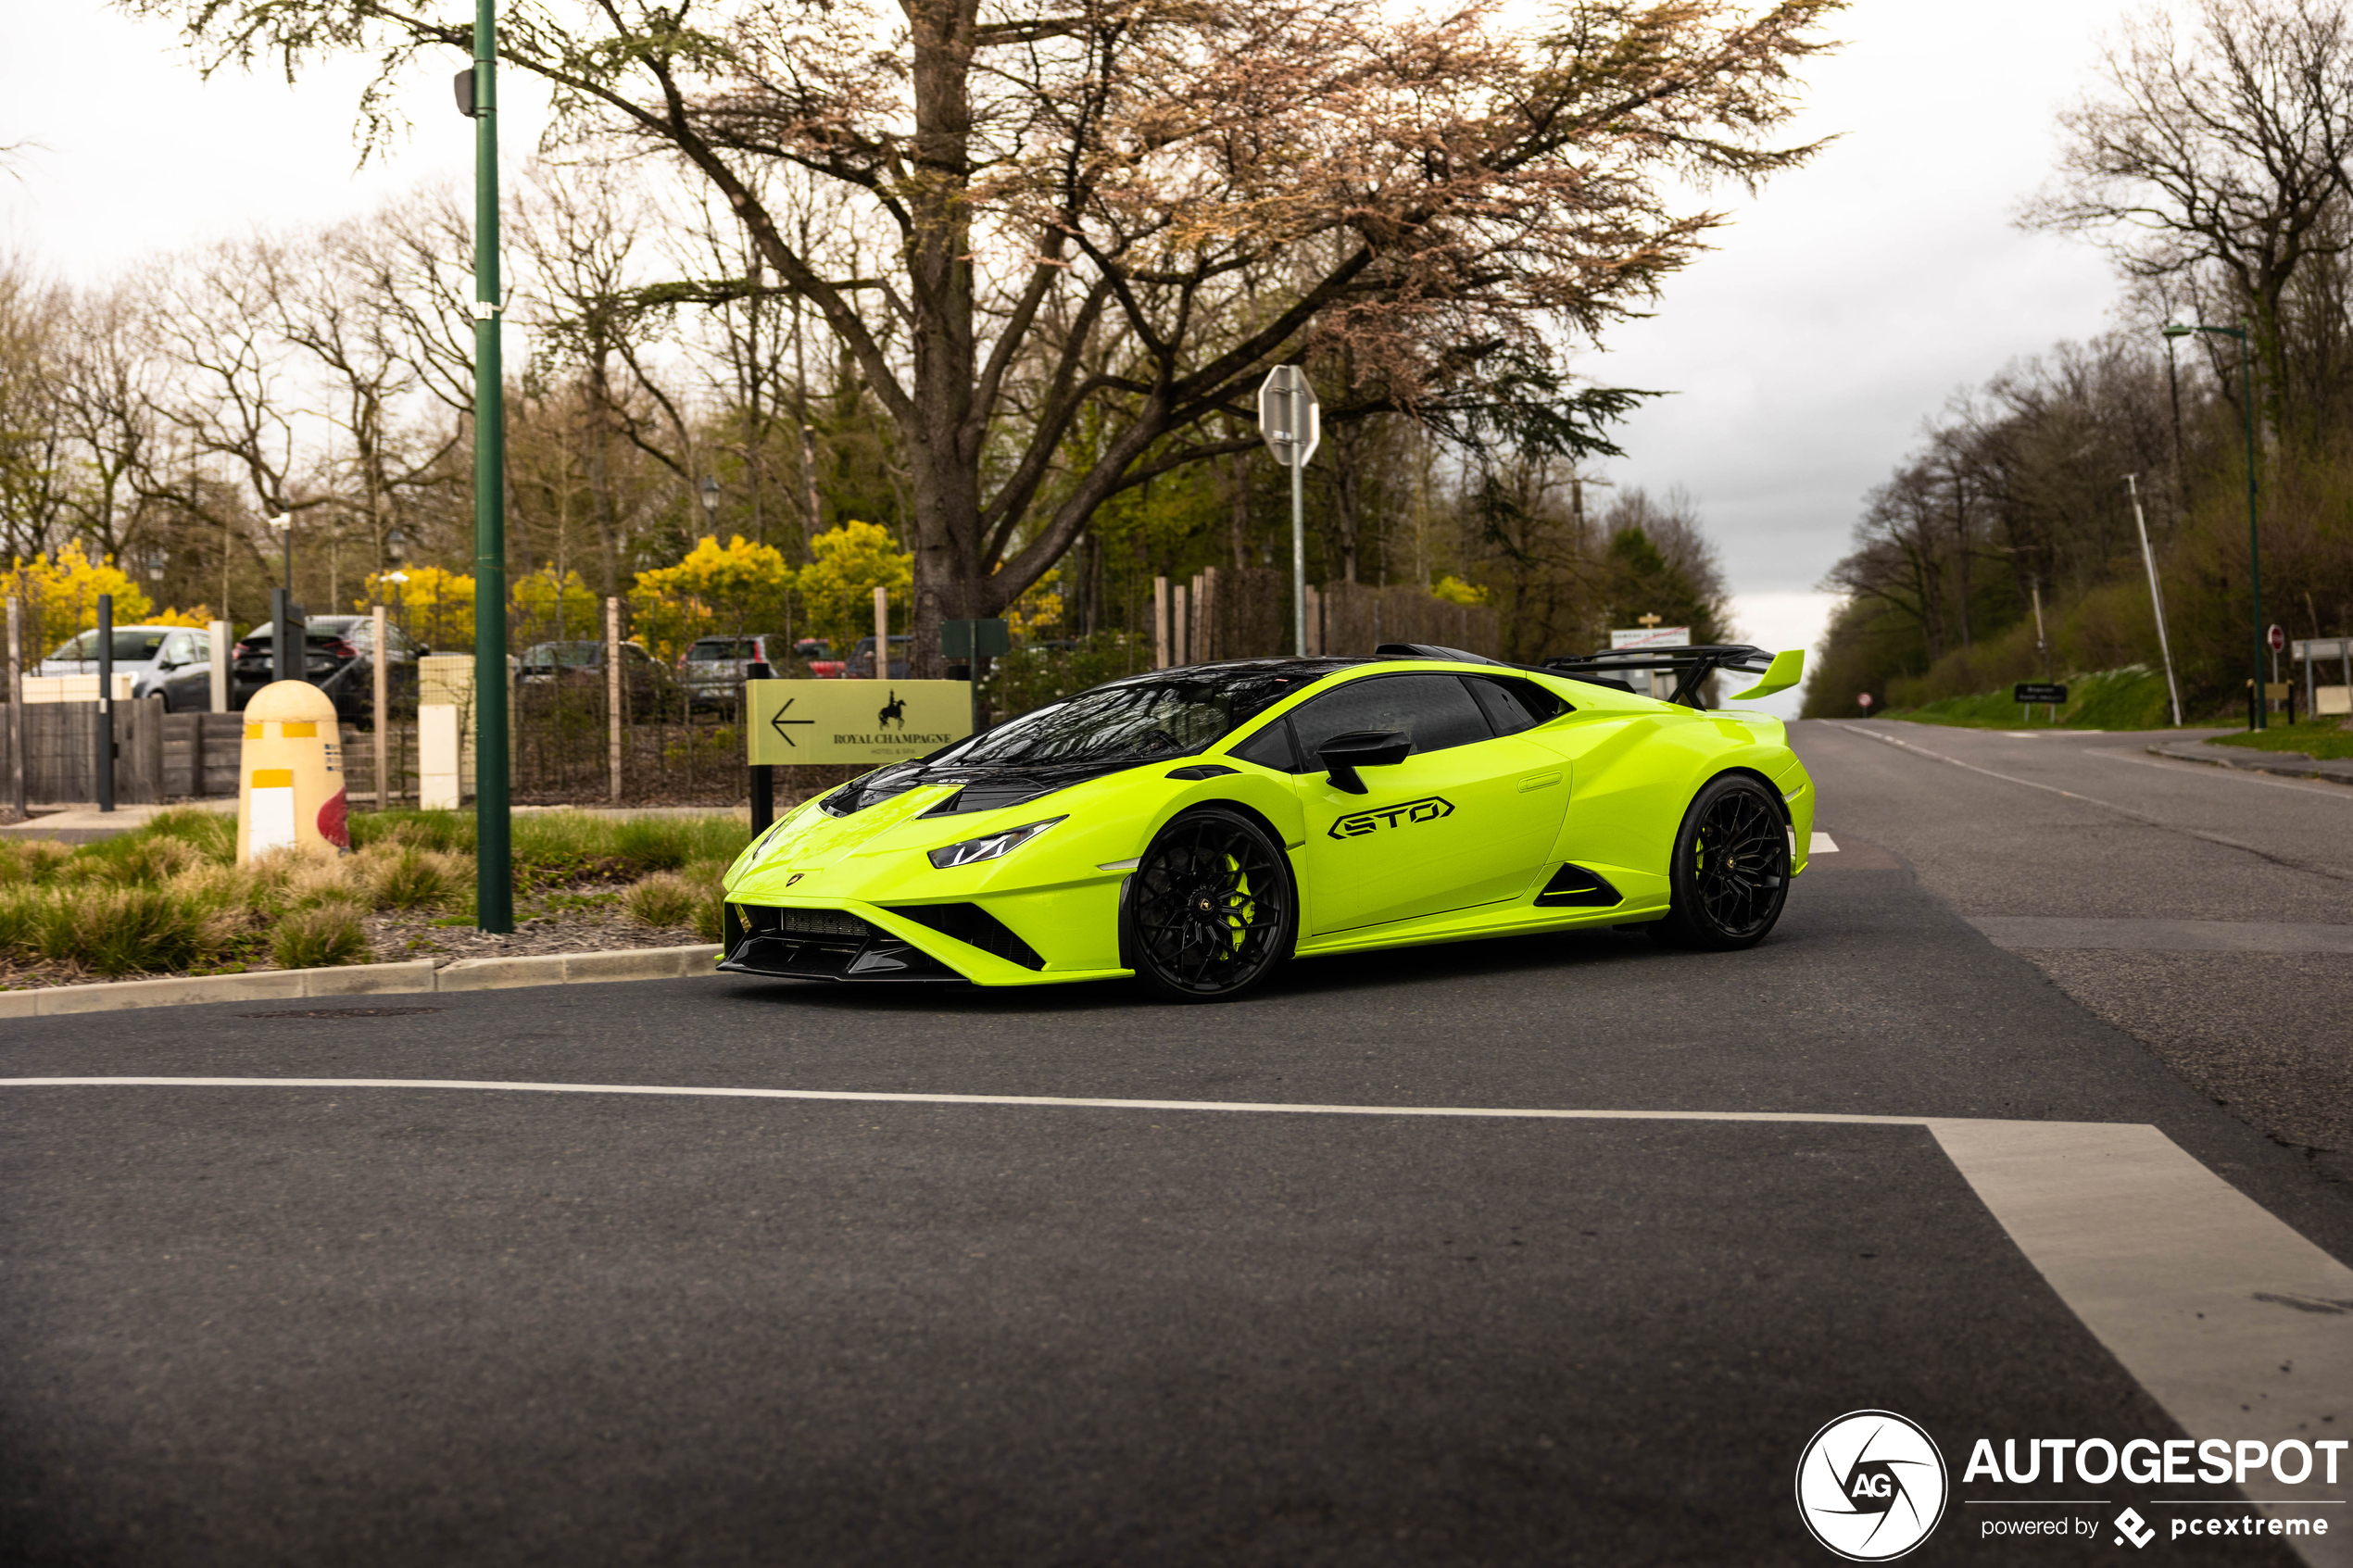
[0,252,68,559]
[2025,0,2353,436]
[145,0,1839,671]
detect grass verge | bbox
[2208,718,2353,760]
[1888,666,2190,731]
[0,808,749,983]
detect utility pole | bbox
[2125,474,2183,728]
[459,0,513,930]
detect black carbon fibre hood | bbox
[820,755,1150,819]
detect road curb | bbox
[436,945,724,991]
[2146,743,2353,785]
[0,946,722,1017]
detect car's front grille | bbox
[721,904,959,982]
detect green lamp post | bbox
[2161,320,2264,731]
[455,0,513,928]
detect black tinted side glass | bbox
[1464,675,1569,734]
[1228,718,1300,773]
[1288,674,1495,759]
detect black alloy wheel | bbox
[1124,805,1296,1001]
[1650,772,1791,950]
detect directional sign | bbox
[745,679,973,766]
[2014,683,2068,706]
[1257,365,1320,467]
[1609,625,1691,650]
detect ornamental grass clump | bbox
[0,842,70,886]
[271,902,371,969]
[364,846,465,910]
[683,859,728,943]
[623,872,698,930]
[32,885,227,976]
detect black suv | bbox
[230,616,424,721]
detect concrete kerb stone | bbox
[0,946,724,1017]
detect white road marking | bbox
[1932,1119,2353,1565]
[1811,832,1838,854]
[1834,724,2353,884]
[10,1074,2348,1562]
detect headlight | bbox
[926,817,1064,870]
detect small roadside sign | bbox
[1256,366,1320,467]
[2014,683,2068,705]
[746,679,972,766]
[941,619,1011,660]
[2268,623,2287,653]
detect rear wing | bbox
[1540,645,1803,709]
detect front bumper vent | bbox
[883,902,1046,970]
[722,904,960,982]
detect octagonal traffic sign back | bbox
[1257,366,1320,467]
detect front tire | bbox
[1124,806,1297,1001]
[1650,773,1790,950]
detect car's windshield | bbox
[50,630,170,661]
[525,641,603,667]
[937,663,1344,767]
[687,638,761,660]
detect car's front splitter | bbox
[720,898,1129,987]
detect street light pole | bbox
[2162,321,2264,730]
[464,0,513,931]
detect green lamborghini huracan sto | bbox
[719,643,1814,1000]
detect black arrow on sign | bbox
[769,698,815,747]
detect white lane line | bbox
[1811,832,1839,854]
[1833,724,2353,884]
[0,1076,1953,1124]
[1932,1120,2353,1565]
[12,1073,2350,1560]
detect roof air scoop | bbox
[1375,643,1504,665]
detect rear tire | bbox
[1649,773,1790,950]
[1123,806,1297,1002]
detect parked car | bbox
[519,639,675,720]
[718,643,1813,997]
[39,625,219,711]
[846,633,912,680]
[229,616,423,722]
[679,633,796,710]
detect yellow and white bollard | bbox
[238,681,349,862]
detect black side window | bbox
[1287,673,1495,761]
[1228,719,1300,773]
[1464,675,1569,735]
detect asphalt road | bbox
[4,720,2348,1567]
[1815,721,2353,1162]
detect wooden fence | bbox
[1159,568,1501,664]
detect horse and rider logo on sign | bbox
[744,680,970,766]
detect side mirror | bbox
[1317,729,1412,796]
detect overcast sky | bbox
[4,0,2136,715]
